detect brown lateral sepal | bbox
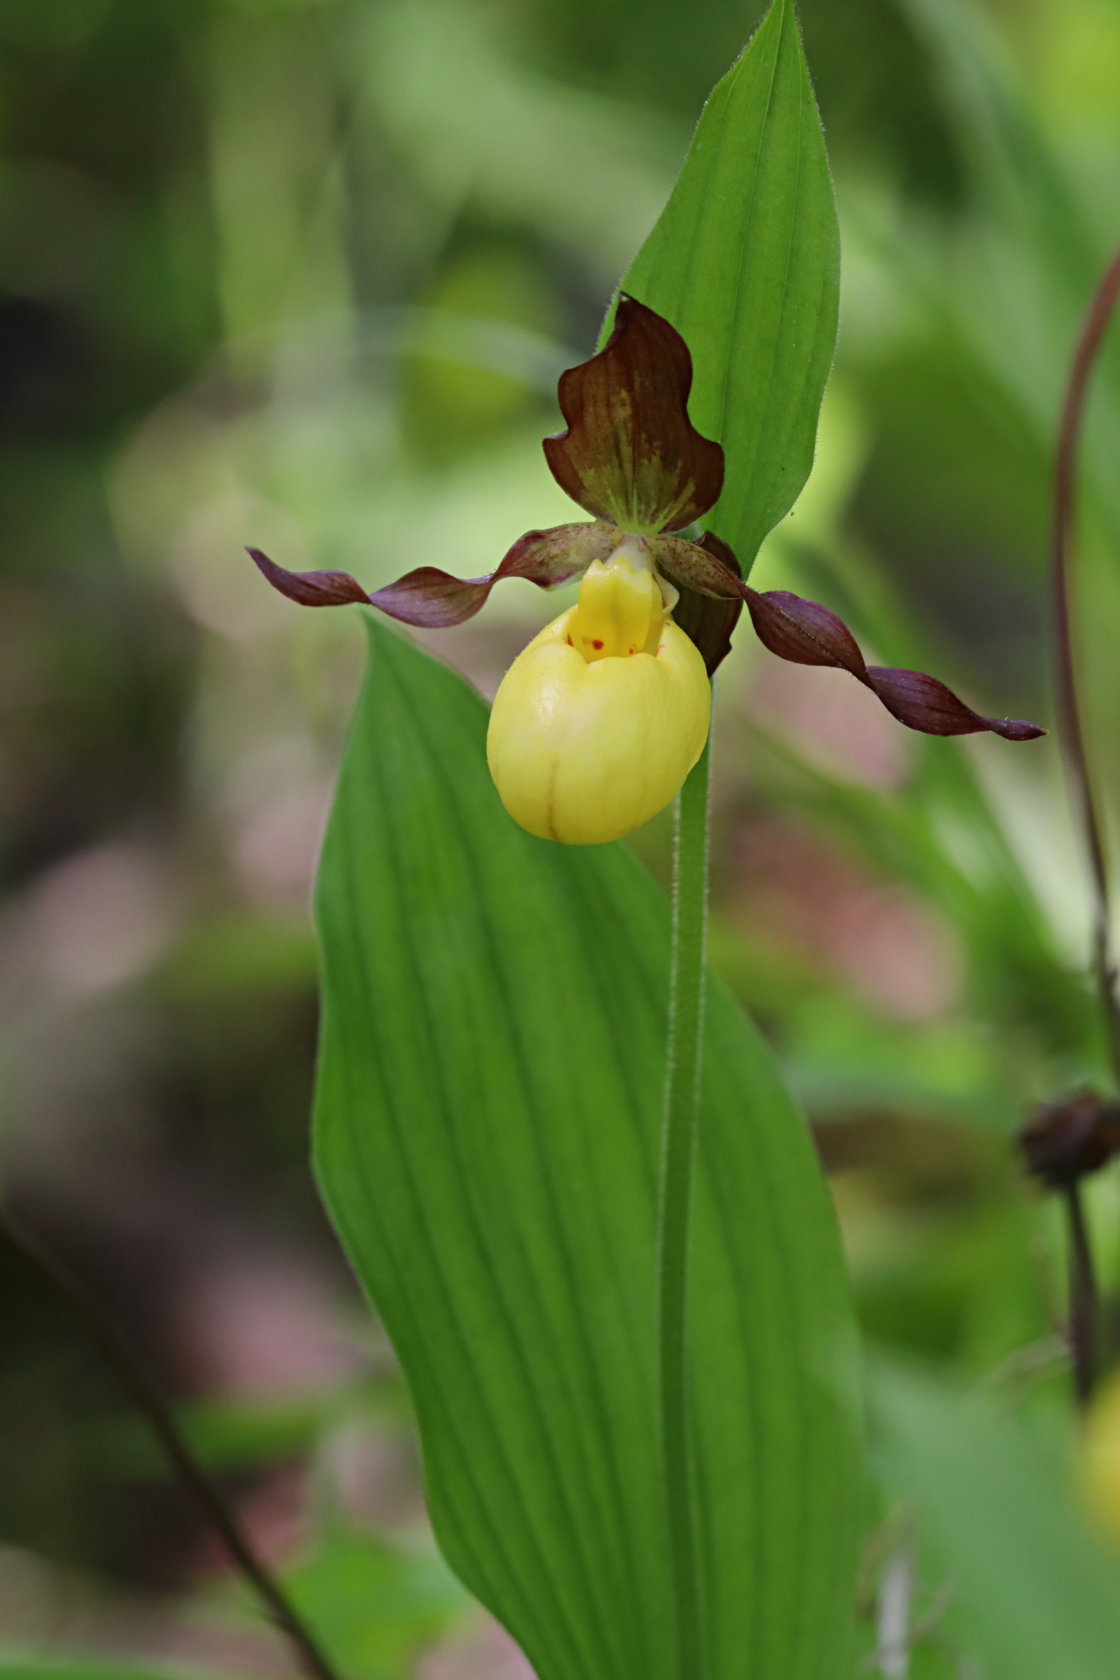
[741,580,1045,743]
[249,522,616,629]
[653,533,1044,741]
[248,548,369,608]
[862,666,1047,742]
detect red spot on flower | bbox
[592,639,604,650]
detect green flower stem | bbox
[657,728,712,1680]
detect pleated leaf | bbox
[312,617,861,1680]
[621,0,840,574]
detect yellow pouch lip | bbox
[486,605,711,844]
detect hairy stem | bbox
[657,732,712,1680]
[1052,240,1120,1087]
[0,1211,343,1680]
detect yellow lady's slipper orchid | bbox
[486,538,710,843]
[249,296,1042,841]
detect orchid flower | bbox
[250,297,1043,844]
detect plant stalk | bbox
[0,1210,343,1680]
[657,732,712,1680]
[1051,239,1120,1089]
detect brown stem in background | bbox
[1064,1182,1099,1409]
[0,1211,343,1680]
[1051,240,1120,1088]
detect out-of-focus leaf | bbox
[357,0,682,274]
[875,1364,1120,1680]
[890,0,1091,265]
[311,617,861,1680]
[151,916,318,1000]
[90,1387,394,1480]
[621,0,839,572]
[285,1527,469,1680]
[906,1645,964,1679]
[882,0,1120,546]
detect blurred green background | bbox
[2,0,1120,1672]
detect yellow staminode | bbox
[571,556,664,661]
[486,539,710,845]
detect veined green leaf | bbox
[875,1365,1120,1680]
[312,618,861,1680]
[621,0,840,574]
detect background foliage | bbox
[3,0,1120,1673]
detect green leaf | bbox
[875,1365,1120,1680]
[312,617,861,1680]
[621,0,839,574]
